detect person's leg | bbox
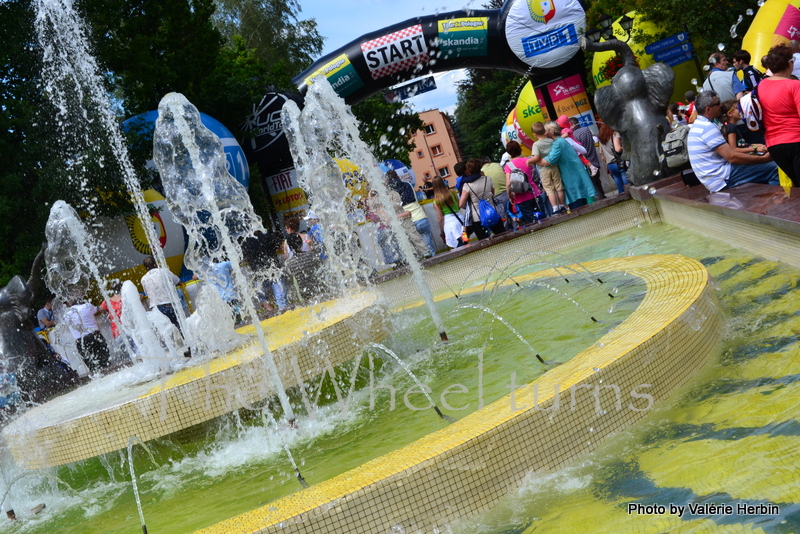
[157,304,182,334]
[471,223,489,240]
[589,168,606,199]
[516,199,537,224]
[494,191,510,230]
[413,217,437,256]
[608,163,626,194]
[767,143,800,186]
[725,161,780,189]
[271,278,288,310]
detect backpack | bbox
[662,124,691,168]
[739,86,764,133]
[507,160,532,194]
[465,181,501,229]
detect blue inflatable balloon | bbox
[383,159,415,185]
[123,110,250,188]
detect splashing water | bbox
[152,93,295,422]
[282,79,447,341]
[366,343,455,422]
[452,304,557,365]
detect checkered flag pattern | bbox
[361,25,429,80]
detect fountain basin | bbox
[2,292,389,469]
[198,254,721,533]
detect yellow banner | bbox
[272,187,307,212]
[552,93,592,118]
[438,17,489,32]
[305,54,352,85]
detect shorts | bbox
[539,166,564,195]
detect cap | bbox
[303,211,319,220]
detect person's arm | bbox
[434,203,445,240]
[565,137,587,155]
[458,186,470,209]
[714,141,773,164]
[612,135,623,153]
[38,311,55,328]
[542,139,563,167]
[688,108,698,124]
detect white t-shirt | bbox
[63,303,99,340]
[793,53,800,79]
[141,268,180,307]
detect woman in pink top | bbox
[760,44,800,186]
[503,141,541,224]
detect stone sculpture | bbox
[0,245,78,406]
[581,37,674,185]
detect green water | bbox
[450,222,800,534]
[0,257,644,533]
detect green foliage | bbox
[212,0,324,90]
[631,0,755,65]
[79,0,224,116]
[453,69,526,161]
[350,95,423,166]
[0,0,59,284]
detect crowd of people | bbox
[425,115,625,249]
[681,43,800,192]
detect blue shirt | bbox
[209,261,237,302]
[308,224,326,260]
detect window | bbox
[417,150,424,159]
[439,167,450,178]
[424,124,436,135]
[431,145,443,156]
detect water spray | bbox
[367,343,456,423]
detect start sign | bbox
[361,25,429,80]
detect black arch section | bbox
[291,3,587,106]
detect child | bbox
[505,197,522,230]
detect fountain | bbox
[3,0,799,533]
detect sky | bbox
[298,0,483,114]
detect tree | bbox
[212,0,324,91]
[350,95,423,165]
[0,0,62,284]
[453,69,525,161]
[79,0,224,117]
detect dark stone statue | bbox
[581,37,674,185]
[0,245,78,408]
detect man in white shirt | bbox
[63,300,110,373]
[140,256,183,333]
[687,91,778,193]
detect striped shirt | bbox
[688,116,729,192]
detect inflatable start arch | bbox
[292,0,590,109]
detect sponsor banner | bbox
[548,75,591,118]
[264,169,308,213]
[653,42,693,62]
[505,0,585,69]
[546,73,585,102]
[303,54,364,97]
[644,32,689,55]
[361,24,429,80]
[384,76,437,103]
[271,187,307,212]
[776,4,800,40]
[437,17,489,58]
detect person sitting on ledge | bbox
[687,91,779,193]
